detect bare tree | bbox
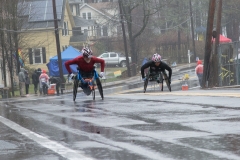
[120,0,172,75]
[0,0,53,96]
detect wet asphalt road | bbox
[1,89,240,160]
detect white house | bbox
[70,2,120,39]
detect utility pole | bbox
[0,32,7,87]
[52,0,64,81]
[118,0,131,77]
[189,0,196,61]
[214,0,222,54]
[210,0,222,87]
[202,0,216,88]
[9,31,14,96]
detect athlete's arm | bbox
[93,57,105,72]
[64,56,80,74]
[141,61,152,78]
[165,63,172,79]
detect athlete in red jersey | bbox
[65,47,105,95]
[65,48,105,78]
[65,47,105,79]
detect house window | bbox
[34,48,42,63]
[29,47,46,64]
[87,12,91,19]
[82,12,91,19]
[76,5,80,16]
[62,21,69,36]
[82,13,86,19]
[62,45,68,51]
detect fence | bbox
[218,41,240,87]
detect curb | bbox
[99,79,199,95]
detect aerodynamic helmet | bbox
[82,47,92,58]
[152,53,161,62]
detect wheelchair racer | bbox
[65,47,105,95]
[141,53,172,90]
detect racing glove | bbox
[69,73,75,79]
[100,72,105,78]
[142,77,146,81]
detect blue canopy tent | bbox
[47,46,82,76]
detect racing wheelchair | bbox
[72,67,104,101]
[143,70,171,93]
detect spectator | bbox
[37,68,42,95]
[18,68,26,97]
[25,70,30,96]
[49,77,62,96]
[195,60,203,88]
[32,70,39,94]
[39,69,49,95]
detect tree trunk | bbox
[178,28,181,63]
[9,37,14,97]
[1,32,7,87]
[129,38,137,75]
[118,0,131,77]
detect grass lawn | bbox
[96,67,128,83]
[13,84,36,97]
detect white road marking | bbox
[0,116,94,160]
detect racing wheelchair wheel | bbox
[92,80,95,100]
[143,74,149,93]
[73,77,79,101]
[96,78,104,100]
[162,72,171,92]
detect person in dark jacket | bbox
[49,77,62,95]
[141,53,172,91]
[18,68,26,97]
[32,70,39,94]
[25,70,30,95]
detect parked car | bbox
[97,52,131,67]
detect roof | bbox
[73,16,96,27]
[88,2,117,17]
[19,0,66,30]
[80,2,118,20]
